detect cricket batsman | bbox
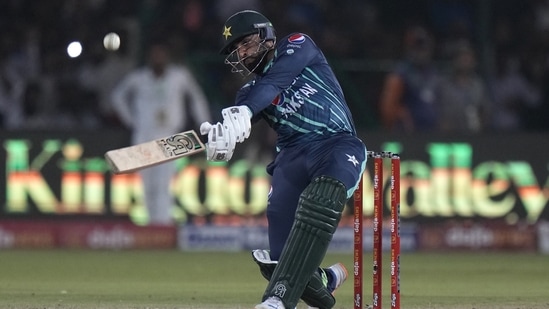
[200,10,368,309]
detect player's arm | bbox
[181,68,211,125]
[379,72,410,131]
[201,35,317,161]
[215,35,317,147]
[241,34,319,115]
[111,74,137,128]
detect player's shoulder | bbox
[123,67,147,82]
[167,65,192,76]
[277,32,316,50]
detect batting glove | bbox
[221,105,252,143]
[200,121,236,161]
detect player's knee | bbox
[297,176,348,233]
[301,176,347,211]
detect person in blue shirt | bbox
[379,26,440,132]
[200,10,367,309]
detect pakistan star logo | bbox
[223,26,232,40]
[346,154,359,167]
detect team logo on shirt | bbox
[288,34,305,44]
[346,154,359,167]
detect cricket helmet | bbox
[220,10,276,55]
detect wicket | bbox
[354,151,401,309]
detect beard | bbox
[243,47,271,74]
[244,55,262,72]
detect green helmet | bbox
[220,10,276,55]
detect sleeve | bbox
[110,73,136,128]
[237,34,320,115]
[235,81,262,123]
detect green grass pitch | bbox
[0,250,548,308]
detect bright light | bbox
[67,41,82,58]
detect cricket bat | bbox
[105,130,205,174]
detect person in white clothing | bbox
[111,40,211,225]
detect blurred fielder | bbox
[111,40,211,225]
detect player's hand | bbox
[200,121,236,161]
[221,105,252,143]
